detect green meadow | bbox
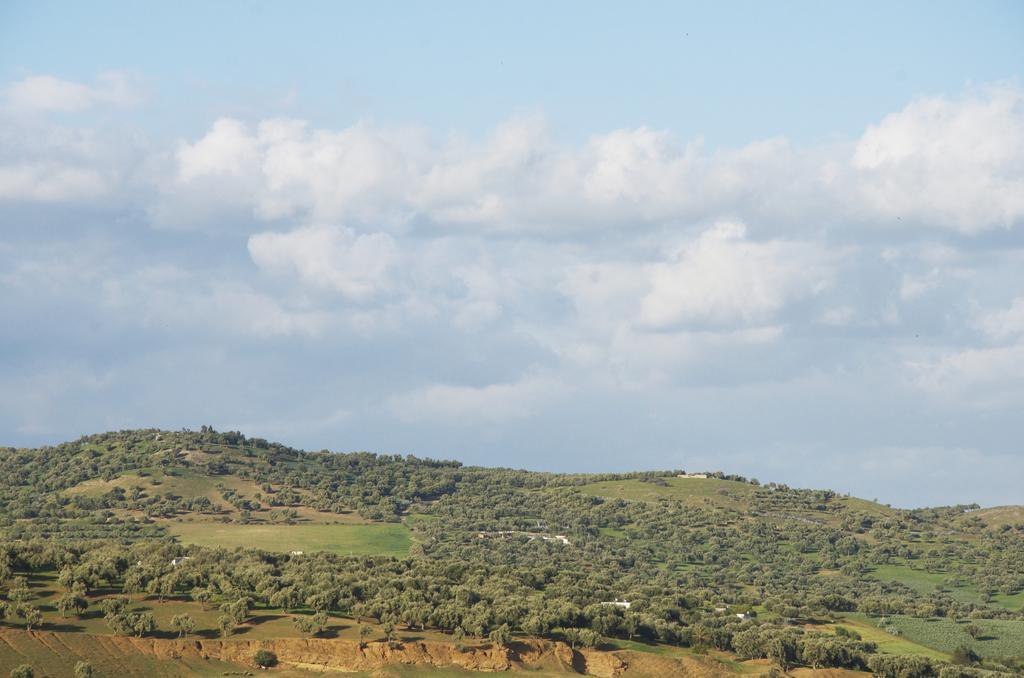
[882,616,1024,659]
[834,615,949,661]
[166,521,412,557]
[65,468,257,502]
[869,563,1024,611]
[579,477,757,508]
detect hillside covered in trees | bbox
[1,428,1022,677]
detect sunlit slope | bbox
[577,476,897,519]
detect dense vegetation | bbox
[1,428,1022,676]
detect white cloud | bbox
[638,222,832,329]
[0,163,107,201]
[155,115,813,234]
[152,84,1024,236]
[4,72,140,112]
[101,265,329,338]
[910,343,1024,405]
[0,114,129,203]
[818,306,856,326]
[163,117,426,229]
[899,269,940,301]
[852,84,1024,232]
[6,74,1024,508]
[248,225,399,302]
[177,118,261,181]
[976,297,1024,342]
[388,375,568,423]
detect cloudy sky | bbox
[2,1,1023,507]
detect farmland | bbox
[831,615,947,661]
[62,468,272,509]
[880,616,1024,660]
[579,476,758,508]
[1,428,1022,677]
[164,521,412,557]
[869,563,1024,612]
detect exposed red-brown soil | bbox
[0,628,865,677]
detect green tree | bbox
[488,623,512,647]
[452,625,466,650]
[190,586,213,611]
[56,592,88,618]
[20,605,43,631]
[292,615,316,636]
[132,612,156,637]
[57,565,76,591]
[382,620,396,644]
[217,614,235,637]
[100,596,129,617]
[951,645,980,666]
[254,649,277,668]
[312,610,329,635]
[74,661,94,678]
[220,597,252,625]
[171,613,195,638]
[578,629,602,649]
[9,666,34,678]
[8,578,31,605]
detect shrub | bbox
[951,645,980,666]
[254,648,277,668]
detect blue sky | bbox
[1,1,1023,506]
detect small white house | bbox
[601,599,632,609]
[542,535,571,545]
[677,473,709,479]
[735,612,750,620]
[170,557,191,567]
[290,550,304,556]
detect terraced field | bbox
[0,630,241,677]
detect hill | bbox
[0,428,1022,677]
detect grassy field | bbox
[579,477,757,509]
[832,616,948,661]
[165,521,412,556]
[881,616,1024,660]
[868,563,1024,611]
[64,469,248,501]
[836,496,897,518]
[963,506,1024,527]
[576,478,894,521]
[66,468,373,526]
